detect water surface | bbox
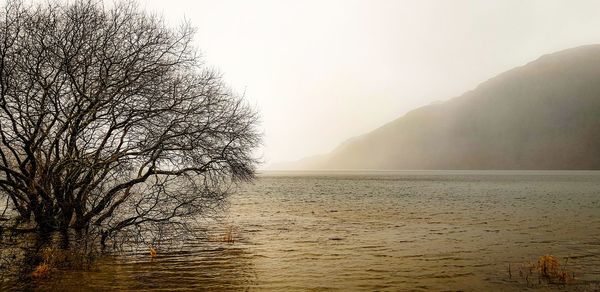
[5,171,600,291]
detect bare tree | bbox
[0,0,260,246]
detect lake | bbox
[4,171,600,291]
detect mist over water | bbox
[10,171,600,291]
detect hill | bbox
[276,45,600,170]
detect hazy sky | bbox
[139,0,600,166]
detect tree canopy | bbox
[0,0,260,245]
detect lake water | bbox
[4,171,600,291]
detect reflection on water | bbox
[2,171,600,291]
[5,239,258,291]
[36,246,257,291]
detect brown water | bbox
[4,171,600,291]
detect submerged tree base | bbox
[1,229,96,283]
[0,218,218,289]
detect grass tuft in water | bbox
[511,255,575,286]
[535,255,573,284]
[207,225,236,243]
[29,246,97,279]
[31,263,50,278]
[222,226,235,243]
[150,246,157,258]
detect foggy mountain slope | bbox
[279,45,600,170]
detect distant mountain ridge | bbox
[274,45,600,170]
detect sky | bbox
[137,0,600,167]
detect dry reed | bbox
[150,246,157,258]
[209,225,236,243]
[30,246,96,279]
[222,226,235,243]
[511,255,575,286]
[31,263,50,278]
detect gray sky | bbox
[139,0,600,166]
